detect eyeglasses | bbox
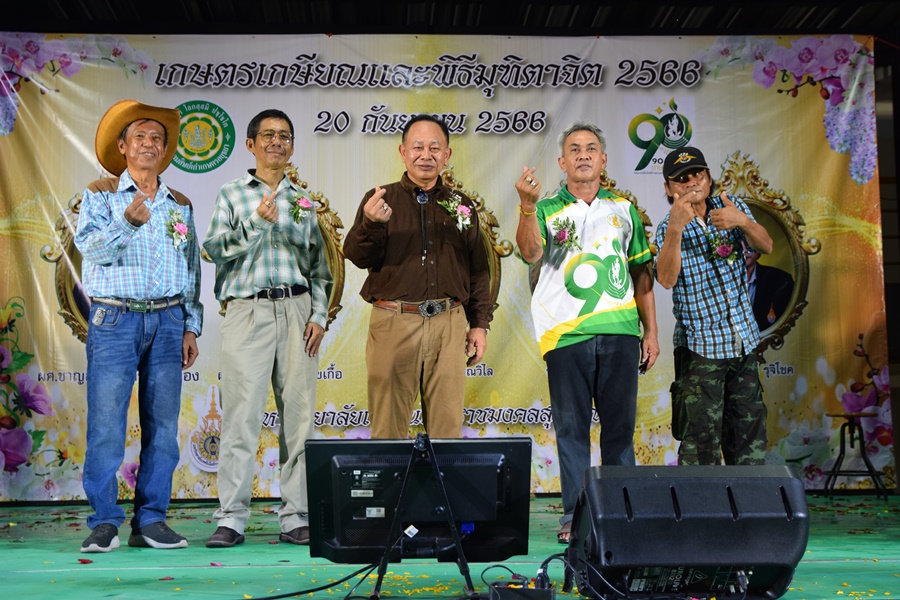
[256,130,293,145]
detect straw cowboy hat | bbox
[95,99,181,176]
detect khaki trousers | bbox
[366,304,467,439]
[212,293,317,534]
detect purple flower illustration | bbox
[120,462,139,488]
[1,33,153,135]
[874,365,890,394]
[814,35,856,75]
[700,35,877,184]
[0,345,11,371]
[15,373,54,416]
[841,386,877,414]
[0,427,33,472]
[783,36,824,81]
[751,45,790,89]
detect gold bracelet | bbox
[518,205,537,216]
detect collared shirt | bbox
[74,170,203,336]
[343,172,493,330]
[655,193,759,359]
[530,185,651,357]
[202,170,333,328]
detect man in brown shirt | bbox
[344,114,493,439]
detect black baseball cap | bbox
[663,147,708,180]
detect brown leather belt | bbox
[373,299,462,318]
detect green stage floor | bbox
[1,495,898,599]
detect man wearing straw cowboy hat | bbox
[75,99,203,553]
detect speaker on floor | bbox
[567,465,809,600]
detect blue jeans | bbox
[82,302,185,530]
[545,335,640,524]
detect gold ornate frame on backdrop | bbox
[283,163,345,328]
[715,151,820,360]
[42,165,348,342]
[42,197,89,343]
[441,164,513,309]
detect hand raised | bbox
[668,190,696,231]
[124,191,151,227]
[256,190,278,222]
[515,165,541,208]
[363,186,392,223]
[708,192,746,230]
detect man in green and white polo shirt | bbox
[515,122,659,543]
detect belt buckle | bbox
[129,300,149,312]
[268,287,287,300]
[418,299,444,318]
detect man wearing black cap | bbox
[654,147,772,466]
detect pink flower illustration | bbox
[0,427,33,472]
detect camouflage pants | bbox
[670,346,767,466]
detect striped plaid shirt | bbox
[74,171,203,336]
[203,170,333,328]
[655,193,759,359]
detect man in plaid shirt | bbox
[203,109,333,548]
[655,147,772,466]
[76,100,203,553]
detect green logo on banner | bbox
[172,100,235,174]
[628,98,692,171]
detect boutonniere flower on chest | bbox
[167,209,191,250]
[290,195,315,223]
[437,193,472,231]
[706,231,740,264]
[550,216,582,251]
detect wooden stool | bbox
[822,412,888,500]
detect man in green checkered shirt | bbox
[203,109,333,549]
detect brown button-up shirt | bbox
[343,173,493,330]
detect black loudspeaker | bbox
[568,465,809,600]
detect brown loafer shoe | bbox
[206,526,245,548]
[279,526,310,545]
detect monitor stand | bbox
[369,433,480,600]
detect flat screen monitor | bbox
[305,436,532,564]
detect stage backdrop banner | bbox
[0,32,892,501]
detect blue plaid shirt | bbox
[655,194,759,359]
[74,171,203,336]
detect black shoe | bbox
[206,526,245,548]
[81,523,120,553]
[279,526,310,545]
[128,521,188,549]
